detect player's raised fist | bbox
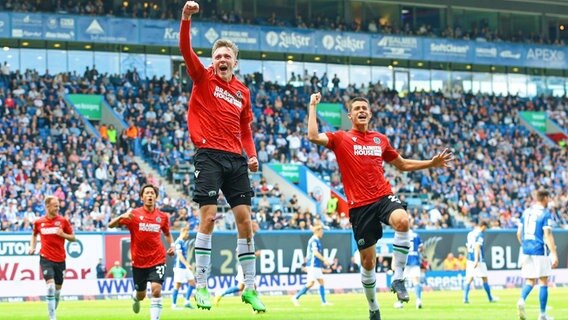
[309,92,321,106]
[183,1,200,17]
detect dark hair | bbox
[140,184,158,198]
[347,97,370,112]
[479,221,489,228]
[536,189,550,201]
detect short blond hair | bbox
[44,196,57,207]
[212,39,239,58]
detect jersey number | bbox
[523,213,538,240]
[155,265,166,278]
[388,195,401,204]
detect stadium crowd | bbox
[0,65,567,233]
[0,0,565,46]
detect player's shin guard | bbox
[295,286,308,299]
[172,289,179,305]
[185,285,194,301]
[361,268,379,311]
[237,238,256,290]
[319,286,327,303]
[55,289,61,310]
[463,282,471,302]
[47,283,56,320]
[521,284,533,300]
[195,233,212,288]
[223,286,241,296]
[392,232,410,280]
[539,286,548,314]
[483,282,493,301]
[415,283,422,300]
[150,297,162,320]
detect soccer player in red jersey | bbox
[307,93,453,320]
[28,196,76,320]
[178,1,265,313]
[108,184,175,320]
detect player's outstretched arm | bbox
[179,1,206,81]
[307,92,329,147]
[390,148,454,172]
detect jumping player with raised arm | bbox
[179,1,265,313]
[307,92,453,320]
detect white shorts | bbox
[306,267,324,282]
[403,265,421,280]
[235,265,244,284]
[521,255,552,279]
[466,261,488,278]
[173,267,195,283]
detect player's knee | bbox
[390,211,409,231]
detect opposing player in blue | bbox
[291,224,332,307]
[516,189,558,320]
[463,221,496,304]
[171,225,197,309]
[395,218,424,309]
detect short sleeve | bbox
[382,136,399,162]
[325,131,342,150]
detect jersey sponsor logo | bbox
[353,145,382,156]
[138,223,161,233]
[213,86,243,109]
[40,227,60,235]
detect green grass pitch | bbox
[5,287,567,319]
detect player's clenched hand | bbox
[551,254,559,268]
[28,247,35,255]
[431,148,454,168]
[183,1,200,18]
[309,92,321,107]
[167,245,175,257]
[248,156,259,172]
[56,228,65,238]
[121,209,134,220]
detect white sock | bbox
[237,238,256,290]
[55,289,61,309]
[361,268,379,311]
[47,283,56,320]
[150,297,162,320]
[392,231,410,280]
[195,233,212,288]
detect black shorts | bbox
[40,256,66,285]
[349,195,407,250]
[132,264,167,292]
[193,148,253,207]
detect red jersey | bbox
[119,207,171,268]
[33,215,73,263]
[326,130,399,209]
[179,20,256,158]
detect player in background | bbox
[179,1,265,312]
[308,93,453,320]
[394,218,423,309]
[108,184,175,320]
[516,189,558,320]
[291,224,332,307]
[214,222,260,306]
[29,196,77,320]
[463,221,496,304]
[171,225,196,309]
